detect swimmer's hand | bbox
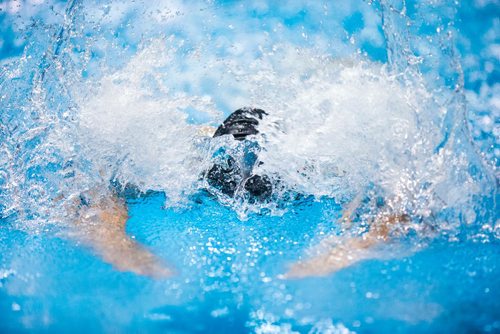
[73,192,174,278]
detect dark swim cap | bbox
[213,108,267,141]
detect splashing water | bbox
[0,0,498,332]
[1,0,495,232]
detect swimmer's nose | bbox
[244,174,272,198]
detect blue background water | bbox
[0,1,499,333]
[0,193,499,332]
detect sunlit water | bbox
[0,0,499,333]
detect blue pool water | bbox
[1,0,499,333]
[1,193,499,332]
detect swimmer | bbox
[71,107,410,278]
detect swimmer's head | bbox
[207,108,273,200]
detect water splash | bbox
[0,0,497,240]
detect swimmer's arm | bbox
[285,196,409,278]
[73,191,173,278]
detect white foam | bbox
[76,41,439,214]
[1,0,495,233]
[76,42,221,202]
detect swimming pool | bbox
[0,0,498,333]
